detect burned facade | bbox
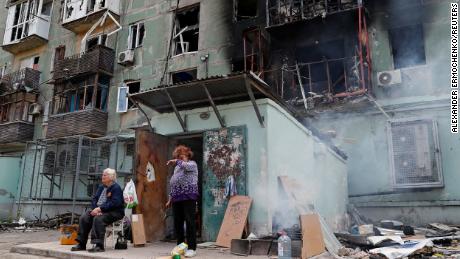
[0,0,455,243]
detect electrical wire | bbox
[159,0,180,86]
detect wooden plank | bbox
[131,214,146,246]
[300,214,326,258]
[216,195,252,248]
[278,176,342,256]
[135,129,169,241]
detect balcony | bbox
[267,0,360,27]
[0,121,34,144]
[3,0,52,54]
[62,0,120,33]
[1,68,40,92]
[46,109,108,139]
[53,45,115,81]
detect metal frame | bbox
[15,135,134,220]
[387,118,444,189]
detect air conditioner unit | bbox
[377,69,402,87]
[118,50,134,66]
[29,103,42,115]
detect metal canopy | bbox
[129,72,295,131]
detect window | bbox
[51,75,109,114]
[389,24,426,69]
[116,81,140,113]
[8,0,39,42]
[0,92,36,123]
[173,6,200,55]
[171,69,197,84]
[41,0,53,16]
[388,119,443,189]
[234,0,258,21]
[20,55,40,70]
[129,22,145,49]
[86,34,107,51]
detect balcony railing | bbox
[1,68,40,92]
[0,121,34,144]
[267,0,359,27]
[53,45,115,81]
[2,16,50,54]
[46,109,108,139]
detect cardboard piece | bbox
[300,214,326,258]
[131,214,146,246]
[216,195,252,248]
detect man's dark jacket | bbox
[91,182,125,215]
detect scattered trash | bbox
[247,233,258,240]
[171,242,188,256]
[367,236,404,246]
[369,239,434,259]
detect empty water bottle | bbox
[277,231,292,259]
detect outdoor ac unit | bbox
[29,103,42,115]
[377,69,402,87]
[118,50,134,65]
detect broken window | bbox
[41,0,53,16]
[389,119,443,189]
[86,34,107,51]
[51,75,109,114]
[8,0,40,42]
[235,0,258,21]
[171,69,197,84]
[173,6,200,55]
[126,81,140,109]
[128,22,145,49]
[0,91,36,123]
[389,24,426,69]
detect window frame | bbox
[128,22,145,50]
[387,118,443,189]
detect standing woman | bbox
[166,145,198,258]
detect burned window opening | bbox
[173,6,200,55]
[171,69,197,84]
[389,24,426,69]
[235,0,258,21]
[267,0,360,27]
[243,28,268,74]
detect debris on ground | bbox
[0,212,79,232]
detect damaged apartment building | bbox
[0,0,455,243]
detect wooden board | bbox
[278,176,342,256]
[216,195,252,247]
[301,214,326,258]
[135,128,169,241]
[131,214,146,246]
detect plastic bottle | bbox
[277,231,292,259]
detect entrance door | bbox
[134,128,169,241]
[202,126,247,241]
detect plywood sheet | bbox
[300,214,326,258]
[216,195,252,247]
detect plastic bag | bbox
[123,179,138,209]
[171,242,188,256]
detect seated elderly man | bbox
[71,168,124,253]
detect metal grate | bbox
[389,119,443,188]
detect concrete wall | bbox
[150,98,347,234]
[307,1,458,225]
[0,156,21,220]
[266,104,348,232]
[108,0,235,135]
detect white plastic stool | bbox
[105,218,124,248]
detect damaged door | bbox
[134,128,169,241]
[202,126,247,241]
